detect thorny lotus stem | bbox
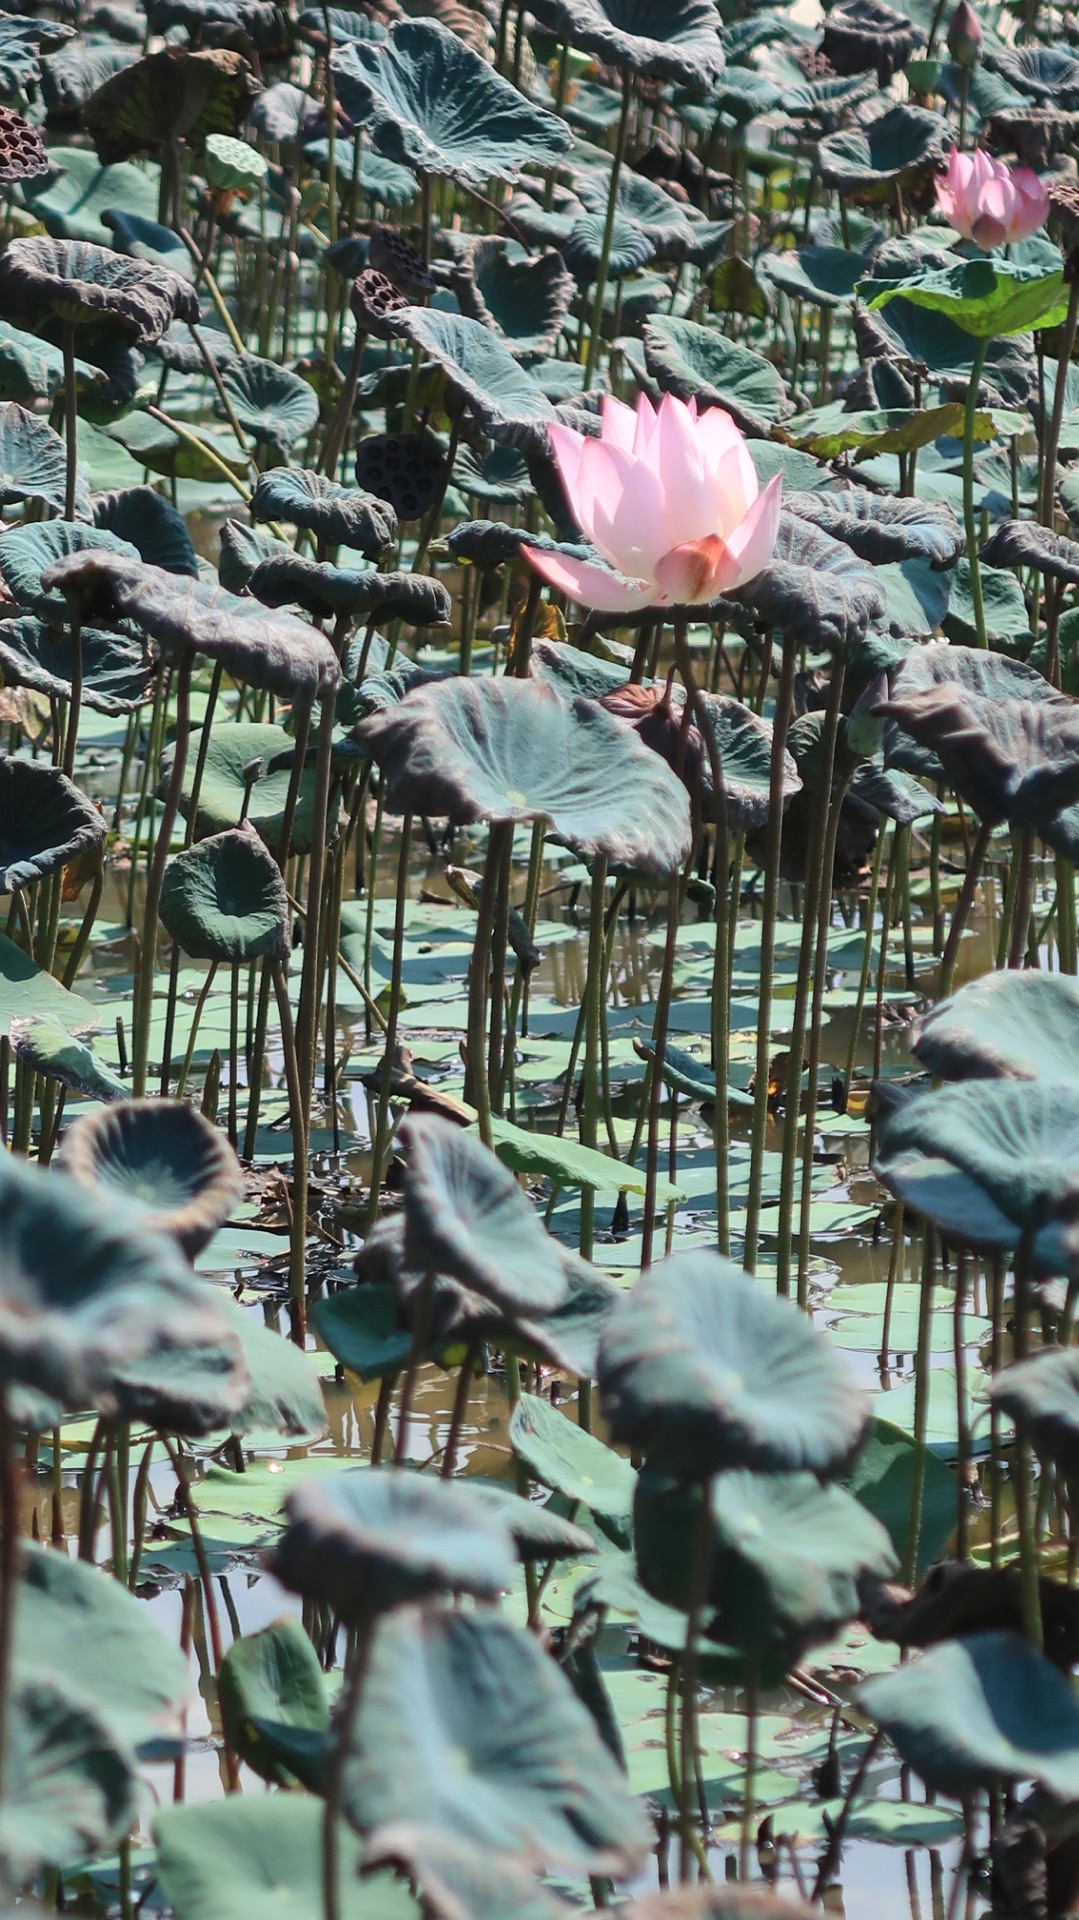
[583,72,633,392]
[796,763,854,1305]
[842,824,887,1110]
[962,338,989,648]
[441,1340,481,1479]
[903,1228,936,1586]
[641,866,686,1271]
[465,821,514,1148]
[322,1619,373,1920]
[744,634,797,1271]
[271,960,309,1346]
[132,655,192,1099]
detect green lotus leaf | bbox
[250,467,398,552]
[23,146,161,247]
[57,1097,243,1256]
[509,1391,635,1545]
[40,39,136,119]
[82,46,260,165]
[858,1631,1079,1798]
[0,401,89,517]
[0,16,74,99]
[873,1080,1079,1271]
[92,486,198,576]
[160,824,291,965]
[597,1250,868,1478]
[817,103,950,200]
[0,930,96,1034]
[14,1543,188,1758]
[0,756,105,893]
[821,0,919,83]
[150,0,284,49]
[983,41,1079,103]
[266,1465,517,1619]
[759,243,869,310]
[981,516,1079,586]
[787,487,962,570]
[155,1797,418,1920]
[306,136,415,206]
[389,308,554,449]
[633,1465,897,1682]
[696,691,802,832]
[220,354,319,454]
[865,259,1070,339]
[988,1349,1079,1483]
[366,1831,580,1920]
[842,1415,958,1575]
[205,131,268,192]
[527,0,722,82]
[164,721,322,855]
[780,401,972,461]
[222,1301,328,1443]
[913,971,1079,1084]
[331,21,570,185]
[0,320,106,404]
[354,677,692,875]
[0,1150,248,1420]
[469,1478,596,1560]
[341,1607,650,1873]
[103,409,249,484]
[102,208,194,278]
[218,517,289,593]
[723,508,885,654]
[453,238,574,363]
[562,212,656,282]
[483,1110,686,1199]
[218,1616,329,1788]
[644,317,790,435]
[0,521,139,618]
[311,1281,460,1382]
[9,1014,127,1103]
[0,1675,136,1877]
[402,1113,567,1315]
[248,553,401,619]
[0,237,198,343]
[0,616,153,714]
[354,432,448,522]
[490,1248,620,1378]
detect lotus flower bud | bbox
[947,0,982,67]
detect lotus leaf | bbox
[22,146,159,248]
[469,1479,596,1560]
[786,488,962,570]
[821,0,919,83]
[220,354,319,454]
[311,1281,457,1383]
[354,677,691,875]
[988,1349,1079,1483]
[759,243,868,310]
[453,239,574,363]
[341,1607,650,1872]
[249,467,398,553]
[390,307,554,449]
[509,1391,635,1543]
[218,1616,329,1787]
[913,971,1079,1084]
[9,1014,126,1102]
[164,721,322,853]
[159,824,291,964]
[981,517,1079,585]
[0,237,199,343]
[41,39,137,118]
[155,1797,418,1920]
[267,1466,517,1618]
[0,16,74,99]
[57,1097,243,1256]
[331,21,571,186]
[724,511,886,655]
[597,1250,868,1478]
[102,208,194,277]
[0,1676,136,1876]
[0,756,105,893]
[366,1831,579,1920]
[92,486,198,576]
[865,258,1070,339]
[526,0,723,83]
[248,552,401,619]
[0,616,153,713]
[82,47,260,165]
[817,103,949,199]
[0,521,139,618]
[625,1894,817,1920]
[984,42,1079,104]
[218,518,287,595]
[562,212,656,282]
[859,1631,1079,1798]
[0,320,106,404]
[643,318,791,436]
[221,1300,328,1441]
[402,1113,567,1314]
[843,1415,958,1575]
[0,930,96,1034]
[875,677,1079,838]
[0,401,88,517]
[483,1111,686,1199]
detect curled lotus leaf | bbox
[0,1150,247,1418]
[723,511,886,655]
[159,824,291,965]
[509,1390,636,1539]
[0,617,152,714]
[817,102,950,199]
[0,521,139,618]
[341,1606,651,1874]
[0,402,89,517]
[0,756,105,893]
[249,467,398,553]
[597,1250,868,1478]
[913,971,1079,1085]
[446,519,538,571]
[562,213,656,283]
[983,42,1079,105]
[9,1015,126,1103]
[0,17,75,102]
[597,681,801,835]
[247,553,399,621]
[820,0,919,84]
[864,258,1070,341]
[266,1466,517,1620]
[220,354,319,454]
[694,689,803,832]
[218,518,287,594]
[353,676,692,875]
[216,1615,329,1788]
[1,1675,136,1877]
[643,317,791,436]
[82,47,260,165]
[331,21,571,186]
[92,487,198,577]
[148,0,287,48]
[981,518,1079,586]
[155,1798,417,1920]
[389,307,554,450]
[989,1349,1079,1481]
[41,552,341,704]
[786,489,962,571]
[41,39,136,117]
[401,1113,567,1315]
[875,677,1079,836]
[470,1481,595,1562]
[0,237,199,343]
[453,238,574,363]
[58,1097,243,1257]
[525,0,723,85]
[859,1631,1079,1799]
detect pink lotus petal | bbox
[573,438,630,562]
[599,395,638,453]
[548,422,587,508]
[632,392,658,458]
[970,208,1009,251]
[653,534,736,604]
[520,544,656,613]
[654,392,715,550]
[592,442,671,580]
[696,404,746,469]
[708,438,759,533]
[720,472,783,591]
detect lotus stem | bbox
[738,1659,759,1880]
[677,1480,713,1883]
[465,820,513,1147]
[744,637,796,1269]
[903,1228,936,1586]
[641,860,687,1272]
[175,963,219,1099]
[1040,274,1079,528]
[486,826,515,1114]
[61,844,104,990]
[271,960,309,1346]
[583,72,633,392]
[394,1270,436,1466]
[842,824,887,1109]
[441,1340,480,1480]
[962,338,989,648]
[161,1437,241,1790]
[296,694,338,1125]
[939,817,992,995]
[1007,823,1037,969]
[322,1621,374,1920]
[579,853,609,1263]
[0,1384,19,1812]
[132,655,192,1099]
[62,613,82,781]
[811,1730,884,1900]
[954,1247,971,1561]
[796,763,854,1304]
[366,813,414,1221]
[61,321,78,523]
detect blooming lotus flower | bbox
[521,392,783,614]
[936,147,1049,252]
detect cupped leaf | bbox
[0,521,138,618]
[266,1466,517,1619]
[82,46,259,164]
[389,307,553,449]
[0,757,105,893]
[759,243,868,310]
[723,511,886,655]
[643,317,790,436]
[57,1097,243,1257]
[509,1391,635,1544]
[817,103,949,199]
[220,354,319,454]
[453,238,574,363]
[342,1607,650,1873]
[865,259,1070,339]
[92,486,199,576]
[218,1616,329,1788]
[1,1676,136,1877]
[562,212,656,282]
[0,401,88,517]
[354,676,692,875]
[160,824,291,965]
[469,1479,596,1561]
[250,467,398,553]
[526,0,723,83]
[597,1250,868,1478]
[155,1797,419,1920]
[821,0,919,82]
[402,1113,567,1315]
[913,971,1079,1084]
[0,237,198,343]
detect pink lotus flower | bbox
[936,147,1049,251]
[521,392,783,614]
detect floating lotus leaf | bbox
[390,308,554,449]
[562,212,656,283]
[873,1080,1079,1271]
[634,1466,897,1681]
[164,721,322,854]
[92,486,198,576]
[509,1391,635,1543]
[723,511,886,655]
[58,1097,243,1256]
[989,1349,1079,1482]
[354,677,691,875]
[821,0,919,83]
[401,1113,567,1315]
[0,1676,136,1877]
[527,0,722,82]
[0,931,96,1036]
[786,488,962,571]
[354,432,447,522]
[342,1607,650,1874]
[82,47,260,165]
[817,103,950,200]
[10,1015,126,1103]
[159,824,291,965]
[249,467,398,553]
[218,1617,329,1789]
[331,21,570,186]
[0,237,198,343]
[0,1150,247,1418]
[643,317,790,436]
[0,402,88,517]
[914,972,1079,1094]
[0,757,105,894]
[865,258,1069,339]
[221,1299,328,1442]
[155,1797,418,1920]
[859,1631,1079,1798]
[0,521,138,618]
[0,320,106,405]
[266,1466,517,1620]
[41,40,137,119]
[453,238,574,363]
[597,1250,868,1478]
[220,354,319,454]
[42,552,340,704]
[0,616,153,714]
